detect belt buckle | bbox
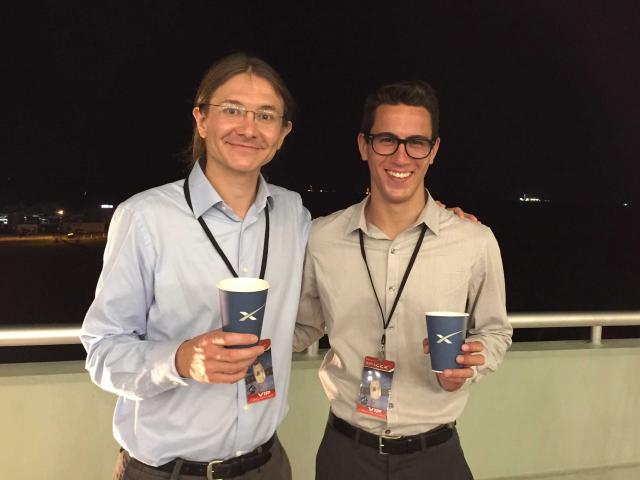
[207,459,224,480]
[378,433,401,455]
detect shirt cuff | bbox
[149,340,189,388]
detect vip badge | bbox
[356,356,395,420]
[245,339,276,404]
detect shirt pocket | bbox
[420,256,471,308]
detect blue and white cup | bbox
[217,278,269,348]
[425,311,469,372]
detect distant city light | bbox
[100,204,114,209]
[519,194,550,203]
[623,203,629,207]
[305,185,332,193]
[56,209,64,215]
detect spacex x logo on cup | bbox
[218,278,269,347]
[436,330,465,344]
[239,305,265,322]
[425,312,469,372]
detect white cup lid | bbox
[217,277,269,292]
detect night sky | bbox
[2,1,639,210]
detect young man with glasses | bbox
[294,81,512,479]
[81,53,309,479]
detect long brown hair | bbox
[188,53,296,163]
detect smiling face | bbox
[358,104,440,209]
[192,73,292,181]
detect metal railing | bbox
[0,324,82,346]
[507,311,640,345]
[1,311,639,348]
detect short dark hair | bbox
[189,52,296,163]
[360,80,440,139]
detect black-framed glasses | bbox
[365,133,435,159]
[199,103,285,126]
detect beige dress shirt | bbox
[294,192,512,436]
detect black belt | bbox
[131,435,275,479]
[328,412,453,455]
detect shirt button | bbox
[385,429,391,434]
[242,267,249,273]
[388,403,394,409]
[390,248,397,254]
[388,286,395,292]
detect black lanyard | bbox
[183,175,269,279]
[359,223,427,359]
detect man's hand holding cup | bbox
[422,338,485,391]
[424,311,485,392]
[176,277,270,384]
[176,330,265,383]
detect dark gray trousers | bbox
[113,435,291,480]
[316,420,473,480]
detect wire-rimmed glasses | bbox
[199,103,285,126]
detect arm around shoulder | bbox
[293,234,326,352]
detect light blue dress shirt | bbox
[81,162,311,466]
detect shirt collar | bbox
[345,196,371,235]
[187,161,273,219]
[422,190,440,235]
[345,190,441,237]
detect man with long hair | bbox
[82,52,308,479]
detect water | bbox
[1,200,638,362]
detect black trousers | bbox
[316,419,473,480]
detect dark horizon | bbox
[2,2,639,210]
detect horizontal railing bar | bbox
[1,311,639,347]
[0,324,82,347]
[508,311,640,328]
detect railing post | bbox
[590,325,603,345]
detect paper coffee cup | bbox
[218,277,269,347]
[425,311,469,372]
